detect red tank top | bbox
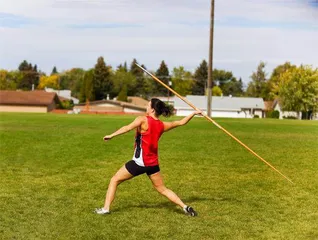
[132,116,164,167]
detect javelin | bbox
[135,63,294,184]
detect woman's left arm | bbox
[103,116,145,141]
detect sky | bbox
[0,0,317,85]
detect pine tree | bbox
[93,56,112,100]
[130,59,146,96]
[246,61,270,99]
[155,61,170,96]
[192,60,208,95]
[33,64,39,87]
[117,62,128,72]
[17,60,38,90]
[51,66,58,75]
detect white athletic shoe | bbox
[94,208,110,215]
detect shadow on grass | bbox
[114,196,241,215]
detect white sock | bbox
[183,205,188,212]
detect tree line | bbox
[1,57,317,115]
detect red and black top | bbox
[132,116,164,167]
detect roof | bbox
[127,96,149,107]
[76,99,146,111]
[174,95,265,111]
[264,101,274,111]
[0,90,60,106]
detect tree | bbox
[212,86,222,96]
[155,61,170,96]
[117,62,128,72]
[278,65,318,119]
[268,62,297,100]
[18,60,38,90]
[0,70,18,90]
[117,84,128,102]
[93,56,112,100]
[246,61,270,99]
[79,69,94,103]
[112,68,137,97]
[51,66,58,75]
[33,65,40,87]
[37,75,59,89]
[130,58,147,96]
[192,60,208,95]
[213,69,234,86]
[59,68,85,98]
[171,67,193,96]
[212,69,243,96]
[220,77,243,96]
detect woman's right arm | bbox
[103,116,145,141]
[163,110,202,132]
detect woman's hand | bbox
[103,135,113,141]
[193,110,203,116]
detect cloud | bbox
[0,12,39,28]
[0,0,317,83]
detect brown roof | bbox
[0,90,60,106]
[127,96,149,107]
[76,99,146,111]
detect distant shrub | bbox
[283,116,297,119]
[117,85,128,102]
[57,100,74,110]
[266,110,280,119]
[253,115,259,118]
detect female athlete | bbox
[95,98,201,216]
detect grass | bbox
[0,113,317,240]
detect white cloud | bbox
[0,0,317,83]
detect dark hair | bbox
[151,98,174,117]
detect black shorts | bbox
[125,160,160,176]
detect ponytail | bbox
[151,98,174,117]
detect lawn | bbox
[0,113,317,240]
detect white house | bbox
[272,99,300,119]
[45,87,79,104]
[174,95,265,118]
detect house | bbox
[45,87,79,104]
[0,90,60,113]
[174,95,265,118]
[272,99,300,119]
[74,99,146,114]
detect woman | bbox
[95,98,201,216]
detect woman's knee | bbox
[110,176,121,185]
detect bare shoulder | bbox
[136,115,147,122]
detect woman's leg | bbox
[148,171,186,208]
[103,165,134,211]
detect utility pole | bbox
[207,0,215,117]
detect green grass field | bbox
[1,113,317,240]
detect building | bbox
[45,87,79,104]
[74,99,146,114]
[174,95,265,118]
[0,90,60,113]
[272,99,301,119]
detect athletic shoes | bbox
[94,208,110,215]
[184,206,198,217]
